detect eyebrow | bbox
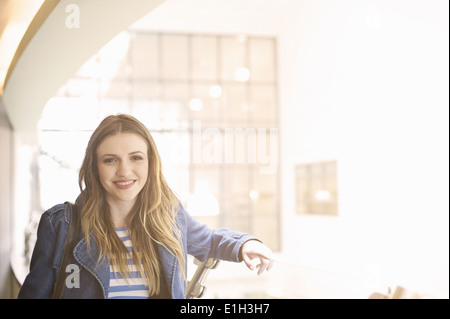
[100,151,145,158]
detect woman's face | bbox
[97,133,149,209]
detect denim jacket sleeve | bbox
[179,204,257,263]
[18,203,69,299]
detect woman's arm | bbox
[180,204,274,274]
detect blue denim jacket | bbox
[18,198,256,299]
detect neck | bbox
[106,198,135,228]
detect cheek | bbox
[139,163,149,183]
[97,164,111,186]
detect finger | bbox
[267,258,275,271]
[256,258,271,275]
[256,247,275,263]
[242,254,255,271]
[254,250,275,274]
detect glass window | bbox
[132,81,161,99]
[222,166,250,232]
[220,36,247,81]
[39,31,280,252]
[99,80,130,99]
[222,83,248,126]
[249,38,276,82]
[189,83,221,126]
[131,33,159,79]
[161,34,189,80]
[250,84,277,125]
[251,167,277,215]
[191,35,218,80]
[296,161,339,216]
[99,99,130,118]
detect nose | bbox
[116,159,132,177]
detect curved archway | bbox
[3,0,164,142]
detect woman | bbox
[18,114,274,299]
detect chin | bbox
[117,194,139,203]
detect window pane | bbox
[251,168,277,215]
[99,99,129,117]
[133,100,162,130]
[159,100,188,130]
[192,35,218,80]
[162,82,189,100]
[252,215,278,250]
[161,34,188,80]
[190,83,221,125]
[39,130,91,208]
[132,81,161,99]
[99,80,130,99]
[131,33,159,79]
[222,83,248,126]
[249,38,276,82]
[223,167,250,233]
[250,84,277,125]
[221,36,246,81]
[161,83,189,129]
[166,167,189,199]
[191,167,221,199]
[295,161,338,216]
[152,131,190,167]
[187,167,221,227]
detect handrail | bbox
[186,257,220,299]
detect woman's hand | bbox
[240,240,275,275]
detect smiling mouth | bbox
[113,180,137,189]
[115,180,135,186]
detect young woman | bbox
[18,114,274,299]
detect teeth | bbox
[116,181,134,186]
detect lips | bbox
[113,180,137,189]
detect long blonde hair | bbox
[78,114,185,296]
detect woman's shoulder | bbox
[174,201,186,220]
[40,202,71,231]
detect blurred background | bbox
[0,0,448,299]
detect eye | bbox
[103,158,117,164]
[131,155,144,161]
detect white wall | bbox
[0,99,14,298]
[278,0,449,297]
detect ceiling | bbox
[0,0,45,95]
[129,0,295,36]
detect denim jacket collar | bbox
[69,195,180,298]
[71,218,179,298]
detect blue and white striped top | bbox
[107,228,149,299]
